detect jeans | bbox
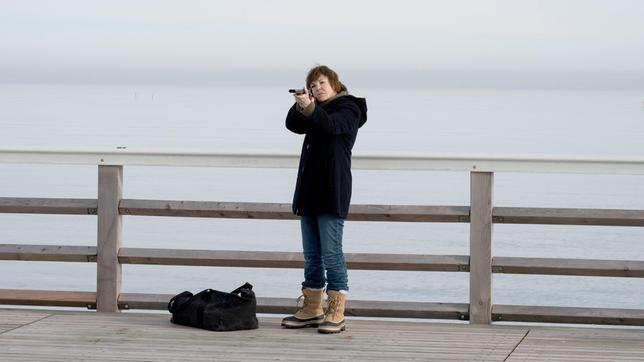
[300,214,348,292]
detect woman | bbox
[281,65,367,334]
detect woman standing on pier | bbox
[281,65,367,334]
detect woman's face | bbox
[309,75,337,102]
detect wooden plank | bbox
[0,310,530,362]
[120,199,296,219]
[0,310,51,334]
[346,253,469,271]
[96,165,123,313]
[118,248,305,268]
[469,171,494,324]
[494,207,644,226]
[0,289,95,308]
[0,244,97,262]
[493,256,644,277]
[348,204,470,222]
[341,300,469,320]
[507,326,644,361]
[0,197,97,215]
[494,304,644,326]
[118,248,470,272]
[119,199,470,222]
[119,293,470,320]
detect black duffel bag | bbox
[168,282,259,331]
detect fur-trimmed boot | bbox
[318,290,346,334]
[281,288,325,328]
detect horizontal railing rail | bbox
[2,289,644,325]
[120,200,472,222]
[1,148,643,325]
[2,147,644,174]
[120,200,644,226]
[493,207,644,226]
[0,198,98,215]
[2,244,644,278]
[0,244,97,262]
[3,197,644,226]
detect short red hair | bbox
[306,65,347,92]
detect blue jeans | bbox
[300,214,348,292]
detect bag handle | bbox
[230,282,253,295]
[168,291,193,313]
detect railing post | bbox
[469,171,494,324]
[97,165,123,312]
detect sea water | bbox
[1,84,643,308]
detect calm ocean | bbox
[1,83,643,309]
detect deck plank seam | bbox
[503,329,531,362]
[0,313,54,336]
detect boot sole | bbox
[281,316,325,329]
[281,321,321,329]
[318,324,346,334]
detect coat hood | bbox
[340,94,367,128]
[318,91,368,128]
[349,95,367,128]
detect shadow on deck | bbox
[2,309,644,361]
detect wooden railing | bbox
[1,148,644,325]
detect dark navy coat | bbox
[286,94,367,218]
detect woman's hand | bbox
[294,89,314,109]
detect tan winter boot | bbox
[318,290,346,334]
[281,288,325,328]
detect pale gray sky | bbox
[2,0,643,87]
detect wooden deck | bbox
[1,309,644,361]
